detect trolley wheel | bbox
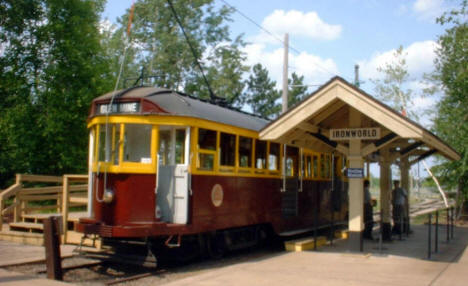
[255,225,268,246]
[206,232,225,259]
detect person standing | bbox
[363,180,374,239]
[392,180,408,235]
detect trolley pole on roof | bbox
[282,33,289,114]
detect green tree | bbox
[432,1,468,208]
[371,46,415,118]
[287,72,308,107]
[0,0,111,187]
[244,63,280,119]
[111,0,247,105]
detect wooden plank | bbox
[0,183,21,200]
[64,174,88,180]
[21,184,87,195]
[9,222,44,230]
[22,213,60,220]
[62,176,70,242]
[20,186,62,195]
[69,197,88,204]
[1,202,19,215]
[19,194,60,201]
[22,205,59,212]
[19,174,62,183]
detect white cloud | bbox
[242,43,338,89]
[256,10,342,44]
[358,40,439,80]
[99,19,116,34]
[413,0,445,20]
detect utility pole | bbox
[281,33,289,193]
[354,64,360,88]
[282,33,289,114]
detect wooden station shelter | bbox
[260,76,460,252]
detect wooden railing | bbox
[0,174,88,238]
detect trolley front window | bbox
[98,124,120,164]
[124,124,152,163]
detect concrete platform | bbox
[0,240,77,285]
[0,240,76,267]
[0,269,72,286]
[164,224,468,286]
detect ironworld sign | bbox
[329,128,380,141]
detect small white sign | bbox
[330,128,380,140]
[99,102,139,114]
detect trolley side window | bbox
[268,143,280,171]
[198,128,217,171]
[220,132,235,167]
[124,124,152,163]
[313,155,319,179]
[175,129,186,164]
[159,129,172,166]
[198,128,216,150]
[255,140,267,169]
[238,136,252,169]
[325,154,331,178]
[286,146,299,176]
[306,155,312,178]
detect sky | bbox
[102,0,456,179]
[102,0,453,113]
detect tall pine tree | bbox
[244,63,280,119]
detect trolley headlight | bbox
[103,188,115,204]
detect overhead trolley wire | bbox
[218,0,351,81]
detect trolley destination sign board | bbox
[97,102,140,115]
[329,127,380,141]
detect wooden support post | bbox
[43,216,63,280]
[347,107,364,252]
[62,176,70,244]
[427,213,432,260]
[0,199,4,231]
[400,157,410,234]
[379,148,392,241]
[13,174,22,223]
[13,197,20,223]
[435,211,439,253]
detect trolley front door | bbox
[157,126,190,224]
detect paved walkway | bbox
[0,269,72,286]
[0,240,77,285]
[163,224,468,286]
[0,240,76,267]
[0,224,467,285]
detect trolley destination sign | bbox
[329,127,380,141]
[97,102,140,115]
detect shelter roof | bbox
[260,76,460,162]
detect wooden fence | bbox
[0,174,88,240]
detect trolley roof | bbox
[92,87,269,132]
